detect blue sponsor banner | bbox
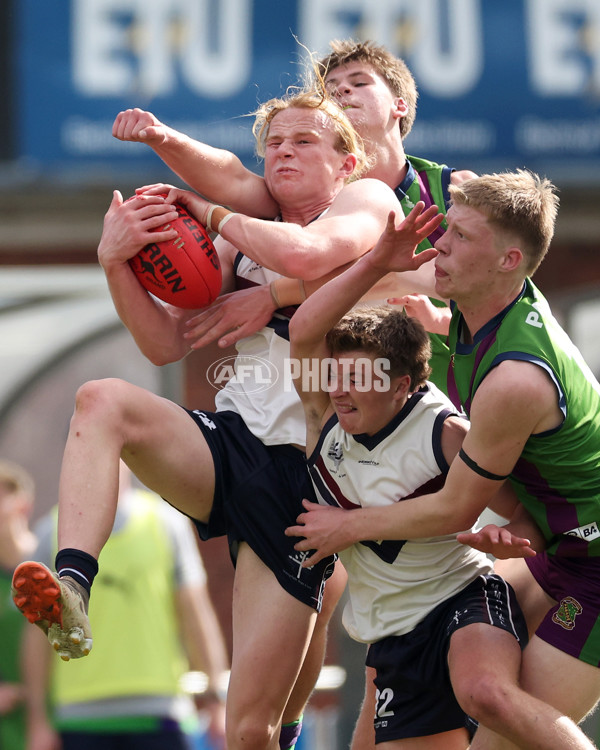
[16,0,600,184]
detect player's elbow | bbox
[453,504,484,533]
[143,349,173,367]
[138,341,184,367]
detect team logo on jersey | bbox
[327,441,344,472]
[552,596,582,630]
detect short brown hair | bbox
[252,89,371,180]
[448,170,559,275]
[318,39,419,139]
[326,306,431,390]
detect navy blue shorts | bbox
[184,408,334,611]
[366,573,528,743]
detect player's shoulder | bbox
[485,358,549,388]
[338,176,397,205]
[475,359,557,419]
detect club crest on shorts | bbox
[552,596,583,630]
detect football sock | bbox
[55,548,98,596]
[279,716,303,750]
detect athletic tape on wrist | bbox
[217,212,235,234]
[270,280,281,309]
[205,204,218,233]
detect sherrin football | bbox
[129,201,221,309]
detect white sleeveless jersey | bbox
[215,253,307,447]
[307,383,493,643]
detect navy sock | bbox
[55,548,99,596]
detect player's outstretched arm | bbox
[113,108,278,219]
[145,179,399,280]
[289,203,442,349]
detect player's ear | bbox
[392,374,412,402]
[392,98,409,121]
[340,153,357,180]
[500,246,523,272]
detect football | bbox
[129,201,221,309]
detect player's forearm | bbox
[345,496,466,544]
[380,266,439,299]
[151,130,278,218]
[216,214,366,280]
[291,254,385,346]
[347,463,489,544]
[103,263,190,365]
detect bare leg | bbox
[227,543,317,750]
[57,378,216,557]
[449,623,597,750]
[470,635,600,750]
[517,636,600,723]
[58,378,319,750]
[282,561,348,726]
[350,666,376,750]
[494,558,555,637]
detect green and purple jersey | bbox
[447,278,600,558]
[395,155,455,392]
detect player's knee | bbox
[73,379,130,421]
[455,673,516,729]
[227,713,277,750]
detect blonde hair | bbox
[252,88,370,180]
[448,170,559,275]
[318,39,419,139]
[326,306,431,390]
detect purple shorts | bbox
[526,552,600,667]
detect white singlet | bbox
[215,254,307,447]
[307,383,493,643]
